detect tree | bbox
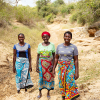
[36,0,50,12]
[15,0,20,6]
[54,0,65,5]
[3,0,21,6]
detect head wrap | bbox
[41,31,50,37]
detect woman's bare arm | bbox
[74,55,79,80]
[13,49,16,73]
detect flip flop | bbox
[17,90,20,93]
[37,95,41,99]
[47,95,51,100]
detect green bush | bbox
[58,3,75,17]
[77,16,85,25]
[15,6,37,27]
[46,14,54,23]
[0,1,13,27]
[70,12,78,23]
[70,0,100,25]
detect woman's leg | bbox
[47,90,51,99]
[17,90,20,93]
[37,90,42,98]
[62,96,65,100]
[47,90,50,96]
[25,88,27,92]
[39,90,42,96]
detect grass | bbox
[0,21,48,51]
[77,60,100,84]
[81,50,83,53]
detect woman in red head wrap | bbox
[41,31,50,37]
[36,31,55,99]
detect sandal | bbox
[37,95,41,99]
[47,95,51,100]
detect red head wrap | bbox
[41,31,50,37]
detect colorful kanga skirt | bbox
[38,58,54,90]
[15,57,33,90]
[58,60,79,100]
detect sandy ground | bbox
[1,20,100,100]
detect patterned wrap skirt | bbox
[58,60,79,100]
[38,58,54,90]
[15,57,33,90]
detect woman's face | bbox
[64,33,72,43]
[42,34,50,43]
[18,35,25,43]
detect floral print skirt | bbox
[38,58,54,90]
[58,60,79,100]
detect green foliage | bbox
[53,0,65,6]
[46,13,54,23]
[1,0,100,26]
[15,6,38,27]
[70,0,100,25]
[60,3,74,16]
[36,0,50,12]
[0,1,14,27]
[70,12,78,23]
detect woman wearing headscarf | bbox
[13,33,33,93]
[36,31,55,99]
[53,31,80,100]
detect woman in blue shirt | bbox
[13,33,33,93]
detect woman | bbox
[36,31,55,99]
[13,33,33,93]
[53,31,80,100]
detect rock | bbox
[97,45,100,53]
[94,36,100,41]
[94,30,100,41]
[83,43,89,46]
[69,29,74,32]
[88,28,97,37]
[79,84,86,90]
[88,21,100,29]
[88,21,100,37]
[95,30,100,37]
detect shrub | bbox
[59,3,75,17]
[77,16,85,25]
[70,0,100,25]
[46,13,54,23]
[70,12,78,23]
[0,1,13,27]
[15,6,37,27]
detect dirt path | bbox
[1,22,100,100]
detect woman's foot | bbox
[37,90,42,99]
[25,88,27,92]
[47,95,50,100]
[17,90,20,93]
[62,96,65,100]
[37,95,42,99]
[47,90,50,100]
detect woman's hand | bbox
[75,72,79,80]
[13,67,16,73]
[36,67,39,73]
[36,54,40,73]
[49,66,53,72]
[29,65,32,72]
[74,55,79,80]
[52,69,55,77]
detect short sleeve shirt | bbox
[37,42,55,58]
[56,43,78,61]
[13,43,30,58]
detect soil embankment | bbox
[0,20,100,100]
